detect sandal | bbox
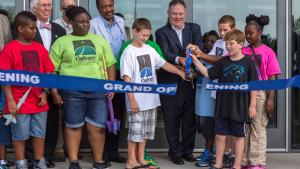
[141,164,160,169]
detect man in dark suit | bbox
[155,0,203,165]
[30,0,66,168]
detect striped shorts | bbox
[127,108,157,142]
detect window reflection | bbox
[0,0,15,22]
[89,0,170,39]
[51,0,61,20]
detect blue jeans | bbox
[10,112,48,141]
[0,117,11,145]
[61,90,108,128]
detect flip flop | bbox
[125,165,146,169]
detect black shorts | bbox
[215,118,245,137]
[196,116,215,139]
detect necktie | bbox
[40,22,52,30]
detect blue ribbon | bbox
[185,48,193,77]
[206,75,300,91]
[0,70,177,95]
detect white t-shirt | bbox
[208,39,228,56]
[120,44,166,111]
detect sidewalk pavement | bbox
[8,153,300,169]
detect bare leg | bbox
[233,136,244,169]
[126,141,140,168]
[137,140,147,165]
[214,134,226,168]
[65,127,83,162]
[13,140,25,161]
[86,123,105,162]
[0,145,6,161]
[32,137,45,160]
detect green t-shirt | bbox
[116,40,165,70]
[50,33,116,79]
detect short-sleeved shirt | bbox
[208,39,228,56]
[0,40,54,114]
[242,44,281,80]
[116,40,166,70]
[50,33,116,79]
[120,44,166,111]
[208,55,258,122]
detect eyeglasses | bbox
[39,3,52,9]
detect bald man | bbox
[53,0,76,34]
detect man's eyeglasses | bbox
[39,3,52,9]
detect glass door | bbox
[291,0,300,149]
[193,0,287,150]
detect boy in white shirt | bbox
[120,18,185,169]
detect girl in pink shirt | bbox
[241,14,281,169]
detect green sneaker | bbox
[144,150,158,166]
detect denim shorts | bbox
[61,90,108,129]
[0,117,11,145]
[10,112,48,141]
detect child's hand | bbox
[249,105,256,118]
[38,92,48,106]
[129,98,139,113]
[178,70,188,81]
[7,99,17,116]
[187,44,203,57]
[265,97,274,118]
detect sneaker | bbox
[223,153,234,168]
[196,149,209,161]
[92,162,109,169]
[0,164,9,169]
[32,158,47,169]
[250,165,266,169]
[68,161,82,169]
[16,159,28,169]
[195,150,213,167]
[144,150,158,166]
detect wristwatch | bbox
[42,88,50,94]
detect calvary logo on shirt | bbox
[216,47,224,56]
[73,40,96,62]
[223,64,246,82]
[137,54,153,83]
[21,51,40,72]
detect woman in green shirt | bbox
[50,6,116,169]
